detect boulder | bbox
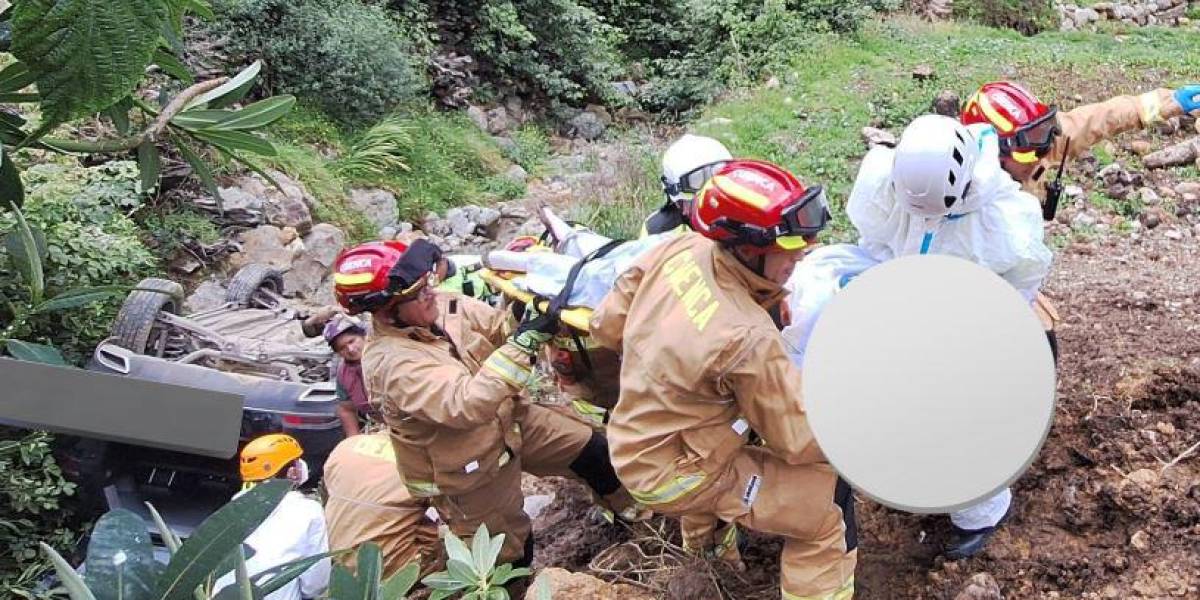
[466,105,489,133]
[504,164,529,183]
[230,171,315,234]
[568,111,606,141]
[486,106,513,135]
[524,568,655,600]
[184,279,229,313]
[284,224,346,301]
[229,225,300,271]
[861,126,898,148]
[445,205,503,239]
[933,89,961,117]
[1073,7,1101,26]
[349,188,398,230]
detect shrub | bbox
[952,0,1057,35]
[0,161,157,363]
[211,0,428,124]
[0,430,79,600]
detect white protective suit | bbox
[214,490,331,600]
[783,124,1050,531]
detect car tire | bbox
[226,263,285,309]
[111,278,184,355]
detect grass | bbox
[568,144,664,240]
[689,16,1200,241]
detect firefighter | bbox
[591,159,857,599]
[332,239,641,575]
[641,133,733,237]
[323,432,440,578]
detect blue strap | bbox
[919,231,934,255]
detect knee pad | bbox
[835,478,858,552]
[568,432,622,497]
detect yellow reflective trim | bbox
[782,576,854,600]
[977,95,1015,133]
[1011,149,1039,164]
[628,473,707,505]
[553,334,600,350]
[334,272,374,286]
[498,450,512,468]
[1138,91,1163,124]
[351,435,397,463]
[405,480,441,498]
[571,400,607,427]
[775,235,809,251]
[712,175,770,209]
[484,352,533,387]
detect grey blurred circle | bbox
[802,254,1056,513]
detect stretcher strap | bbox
[545,238,624,376]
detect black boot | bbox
[944,506,1011,560]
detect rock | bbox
[1107,183,1130,200]
[1132,140,1153,156]
[284,224,346,301]
[1094,2,1114,13]
[229,171,314,235]
[933,89,961,117]
[1166,228,1184,240]
[862,126,898,148]
[912,64,935,81]
[504,164,528,183]
[503,96,527,125]
[229,225,300,271]
[446,208,474,238]
[215,186,263,212]
[485,106,512,135]
[1175,181,1200,197]
[1072,212,1098,229]
[494,135,519,155]
[568,111,606,141]
[522,494,554,519]
[379,226,397,240]
[170,256,203,275]
[765,76,781,89]
[279,226,299,246]
[184,280,229,313]
[1158,185,1178,199]
[445,205,503,240]
[1141,211,1162,229]
[1130,529,1150,551]
[584,104,613,127]
[525,569,657,600]
[1073,7,1101,26]
[1140,188,1161,205]
[466,105,489,133]
[1156,421,1176,436]
[423,212,452,237]
[349,188,398,230]
[397,222,414,234]
[955,573,1002,600]
[1065,184,1085,199]
[610,80,638,96]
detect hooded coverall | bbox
[323,433,439,578]
[362,291,636,566]
[591,233,857,600]
[1011,89,1184,335]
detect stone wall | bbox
[1059,0,1196,30]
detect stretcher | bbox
[478,268,594,332]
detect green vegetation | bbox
[569,144,662,239]
[952,0,1057,35]
[690,17,1200,240]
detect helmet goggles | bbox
[715,185,831,251]
[662,160,729,197]
[998,107,1061,164]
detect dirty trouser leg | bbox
[432,459,531,566]
[657,448,857,598]
[680,514,743,565]
[518,405,642,516]
[950,488,1011,530]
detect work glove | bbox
[1174,85,1200,113]
[508,302,560,354]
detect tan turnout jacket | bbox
[590,233,825,505]
[362,292,530,499]
[1024,88,1184,200]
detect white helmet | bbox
[892,114,980,218]
[661,134,732,204]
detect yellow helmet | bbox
[240,434,303,482]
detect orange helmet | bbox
[240,434,303,482]
[690,159,830,255]
[333,239,442,314]
[961,81,1060,164]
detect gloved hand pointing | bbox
[508,302,561,355]
[1174,85,1200,114]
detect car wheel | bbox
[111,278,184,355]
[225,263,285,309]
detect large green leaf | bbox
[445,560,477,587]
[0,144,24,210]
[102,97,134,136]
[192,129,276,157]
[0,60,35,93]
[32,285,127,314]
[39,542,98,600]
[145,502,182,555]
[171,109,235,131]
[154,480,290,600]
[471,524,491,576]
[137,140,161,194]
[10,0,168,131]
[185,61,261,110]
[206,96,294,131]
[379,563,420,599]
[83,509,162,600]
[171,134,223,213]
[5,339,67,365]
[443,530,473,567]
[153,48,194,83]
[242,550,338,596]
[329,543,381,600]
[0,111,27,145]
[3,205,43,303]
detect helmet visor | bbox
[779,185,832,238]
[1001,107,1060,162]
[677,160,729,195]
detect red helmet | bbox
[690,159,830,255]
[332,240,445,315]
[961,81,1060,163]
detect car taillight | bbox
[282,415,329,425]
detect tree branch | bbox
[40,77,230,153]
